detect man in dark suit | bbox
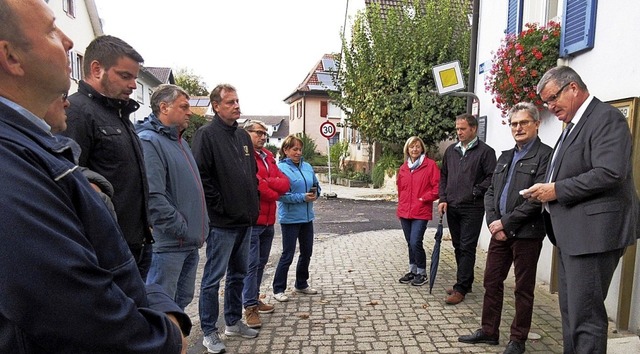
[525,66,639,353]
[458,102,552,354]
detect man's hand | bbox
[525,183,557,203]
[437,202,447,216]
[493,230,508,241]
[166,313,188,354]
[488,220,504,235]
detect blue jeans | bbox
[146,248,199,310]
[272,222,314,293]
[242,225,275,307]
[399,218,428,275]
[199,226,251,336]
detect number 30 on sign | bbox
[320,121,336,139]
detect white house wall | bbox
[476,0,640,332]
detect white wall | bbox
[476,0,640,332]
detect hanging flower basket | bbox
[485,21,561,117]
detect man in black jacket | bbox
[458,102,552,354]
[61,35,153,280]
[192,84,260,353]
[438,113,497,305]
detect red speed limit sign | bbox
[320,121,336,139]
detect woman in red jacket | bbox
[241,120,290,328]
[396,136,440,286]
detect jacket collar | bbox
[135,113,180,141]
[78,80,140,116]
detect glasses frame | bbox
[508,119,535,129]
[248,129,269,137]
[542,82,571,107]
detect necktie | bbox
[547,122,574,182]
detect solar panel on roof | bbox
[322,58,336,71]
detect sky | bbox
[93,0,364,116]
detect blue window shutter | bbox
[506,0,522,35]
[560,0,598,57]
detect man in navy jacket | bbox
[0,1,189,352]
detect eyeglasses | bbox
[508,120,534,129]
[62,92,68,100]
[248,130,269,137]
[542,82,571,107]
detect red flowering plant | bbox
[485,21,561,117]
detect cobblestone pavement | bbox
[187,227,567,353]
[185,185,637,353]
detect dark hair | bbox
[279,134,304,158]
[83,35,143,77]
[209,84,236,113]
[150,84,189,117]
[537,66,588,94]
[455,113,478,128]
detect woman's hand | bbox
[304,192,318,202]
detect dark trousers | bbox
[446,206,484,294]
[272,222,314,293]
[481,237,543,342]
[130,243,153,282]
[557,247,624,354]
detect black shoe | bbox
[458,329,499,345]
[399,272,416,284]
[503,340,525,354]
[410,274,427,286]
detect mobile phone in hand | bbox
[309,186,317,194]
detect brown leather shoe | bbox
[445,290,465,305]
[244,305,262,328]
[257,300,275,314]
[446,288,454,295]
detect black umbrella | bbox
[429,216,444,294]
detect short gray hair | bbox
[508,101,540,122]
[243,119,267,132]
[150,84,189,116]
[0,0,29,48]
[536,66,588,94]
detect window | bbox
[328,101,342,118]
[506,0,560,34]
[320,101,328,118]
[63,0,76,18]
[68,51,83,81]
[135,81,144,103]
[290,106,294,120]
[560,0,597,57]
[296,101,302,119]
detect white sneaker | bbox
[294,286,318,295]
[273,292,289,302]
[203,332,225,353]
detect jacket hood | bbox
[135,113,180,141]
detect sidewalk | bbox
[185,184,639,353]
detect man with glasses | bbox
[241,120,289,328]
[524,66,639,353]
[458,102,552,354]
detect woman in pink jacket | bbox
[396,136,440,286]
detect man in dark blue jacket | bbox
[458,102,552,354]
[0,0,189,352]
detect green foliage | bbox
[296,132,317,162]
[182,114,208,145]
[264,143,278,157]
[310,154,328,166]
[329,140,350,171]
[372,148,403,188]
[175,68,210,96]
[332,0,471,147]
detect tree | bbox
[182,113,208,145]
[175,68,209,96]
[332,0,471,148]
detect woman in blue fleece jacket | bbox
[272,135,321,302]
